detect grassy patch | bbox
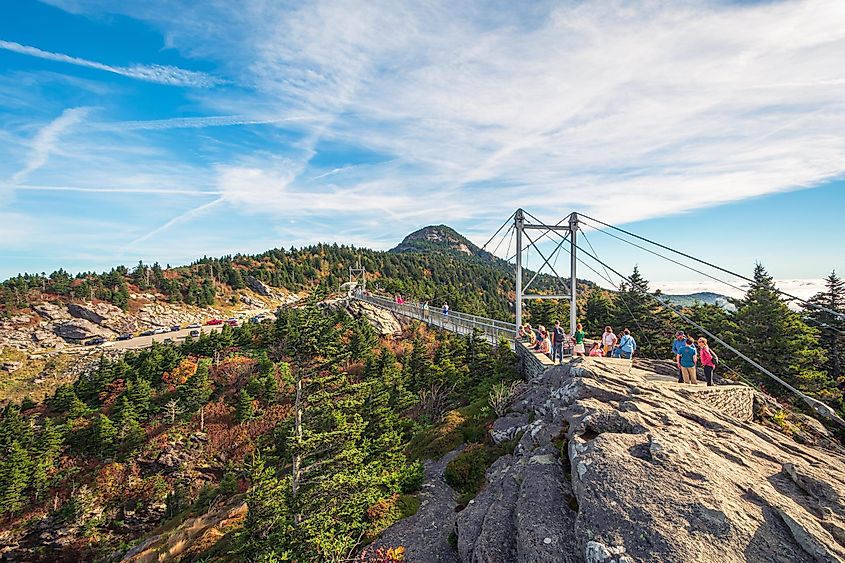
[444,440,515,506]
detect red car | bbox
[206,319,223,325]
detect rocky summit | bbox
[378,357,845,563]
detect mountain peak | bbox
[389,225,490,259]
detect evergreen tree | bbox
[805,271,845,380]
[179,361,213,412]
[236,390,255,423]
[611,267,675,358]
[583,288,616,335]
[114,396,145,454]
[93,414,117,457]
[726,264,828,396]
[0,440,31,514]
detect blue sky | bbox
[0,0,843,289]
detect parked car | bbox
[85,337,106,346]
[153,327,168,334]
[170,325,181,332]
[140,329,155,336]
[189,329,200,337]
[116,333,133,341]
[206,319,223,325]
[186,323,201,329]
[225,319,238,326]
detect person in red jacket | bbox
[698,337,717,386]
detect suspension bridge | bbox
[348,208,845,428]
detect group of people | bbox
[518,323,637,363]
[672,331,719,386]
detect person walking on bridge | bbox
[602,326,617,356]
[672,332,693,383]
[442,302,449,317]
[422,301,430,322]
[551,321,566,364]
[676,337,698,384]
[698,337,717,386]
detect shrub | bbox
[444,444,494,504]
[398,460,424,493]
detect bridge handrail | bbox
[353,293,516,344]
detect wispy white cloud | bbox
[0,39,222,87]
[10,106,90,184]
[129,197,225,245]
[90,114,320,132]
[8,183,221,196]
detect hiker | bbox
[539,328,551,355]
[676,337,698,384]
[551,321,566,364]
[442,302,449,316]
[672,331,693,383]
[563,327,574,356]
[613,328,637,359]
[588,342,604,357]
[525,323,537,346]
[601,326,617,356]
[422,301,430,321]
[533,326,548,353]
[698,337,717,386]
[573,323,586,357]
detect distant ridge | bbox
[663,291,733,308]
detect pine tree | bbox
[93,413,117,457]
[583,288,616,335]
[805,271,845,380]
[0,440,31,514]
[114,396,145,454]
[236,390,255,423]
[179,361,213,412]
[727,264,828,396]
[611,267,675,358]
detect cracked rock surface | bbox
[384,357,845,563]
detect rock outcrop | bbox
[67,301,123,325]
[384,357,845,563]
[345,299,402,336]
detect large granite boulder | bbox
[67,301,123,324]
[381,357,845,563]
[52,318,115,341]
[32,302,71,321]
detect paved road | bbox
[104,325,227,350]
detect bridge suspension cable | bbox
[572,237,845,428]
[577,215,845,338]
[578,213,845,321]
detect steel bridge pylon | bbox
[513,209,579,335]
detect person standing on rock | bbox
[698,337,717,386]
[573,323,586,357]
[551,321,566,364]
[672,331,691,383]
[676,337,698,384]
[602,326,617,356]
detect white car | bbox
[186,323,201,329]
[153,327,168,335]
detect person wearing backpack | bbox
[698,337,718,386]
[676,337,698,384]
[551,321,566,364]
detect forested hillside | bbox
[0,297,519,561]
[0,227,592,322]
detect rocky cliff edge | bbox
[385,357,845,563]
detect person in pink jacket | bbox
[698,337,717,386]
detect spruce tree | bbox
[179,361,213,412]
[583,289,616,335]
[0,440,31,514]
[94,414,117,457]
[236,390,255,423]
[611,267,674,358]
[114,396,145,454]
[727,264,828,396]
[805,271,845,380]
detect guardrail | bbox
[353,293,515,347]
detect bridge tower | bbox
[513,209,579,335]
